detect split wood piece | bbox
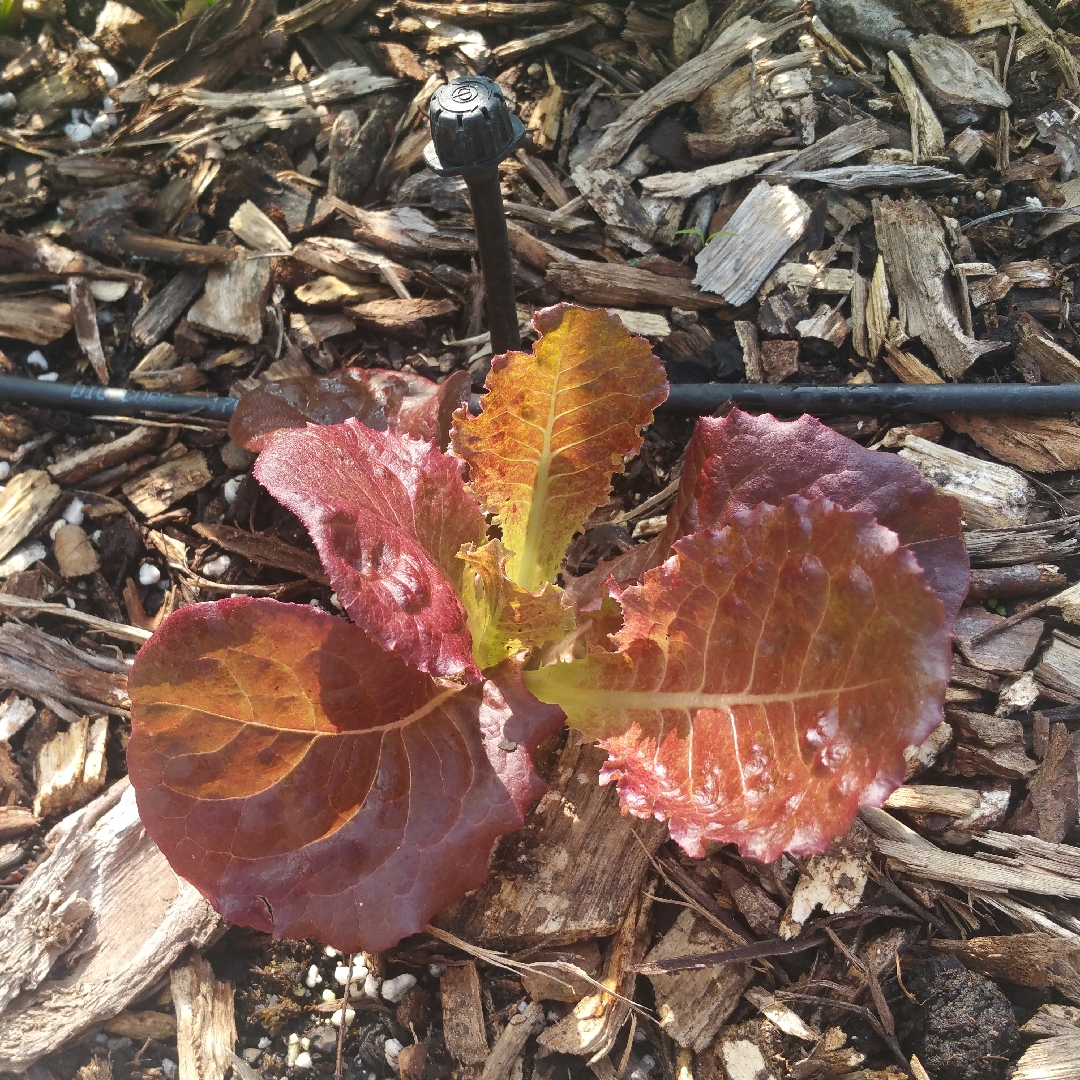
[768,264,857,295]
[694,183,810,306]
[325,198,476,258]
[761,339,799,383]
[293,236,414,286]
[130,365,208,394]
[1013,1035,1080,1080]
[229,200,291,255]
[796,305,849,348]
[772,118,891,174]
[873,196,994,379]
[187,257,272,346]
[548,259,735,312]
[0,620,130,714]
[67,276,108,385]
[870,832,1080,900]
[951,707,1037,780]
[1037,632,1080,702]
[0,779,221,1073]
[491,17,594,63]
[1022,1005,1080,1039]
[294,278,392,307]
[193,523,328,585]
[34,714,109,818]
[943,414,1080,474]
[1007,722,1080,842]
[328,92,408,206]
[184,65,399,111]
[644,909,752,1051]
[966,518,1080,569]
[479,1000,544,1080]
[0,470,61,564]
[515,149,570,208]
[122,451,212,518]
[885,785,986,818]
[0,805,38,841]
[1015,312,1080,383]
[968,564,1066,599]
[131,268,207,349]
[569,165,652,238]
[896,434,1035,529]
[103,1009,178,1040]
[435,739,665,949]
[505,221,574,274]
[349,297,457,339]
[734,321,764,383]
[0,295,73,346]
[290,312,355,347]
[880,342,942,386]
[504,200,592,234]
[583,14,805,169]
[934,0,1016,32]
[954,607,1043,678]
[48,426,162,486]
[440,962,488,1066]
[172,954,237,1080]
[640,151,791,200]
[53,524,100,579]
[538,885,653,1059]
[938,933,1080,1000]
[0,593,150,644]
[744,986,820,1042]
[909,34,1011,110]
[887,51,944,164]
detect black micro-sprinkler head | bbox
[424,77,526,176]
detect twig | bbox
[967,588,1067,646]
[0,593,150,644]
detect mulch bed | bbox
[2,0,1080,1077]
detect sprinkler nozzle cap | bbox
[424,76,525,175]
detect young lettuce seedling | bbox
[127,304,967,952]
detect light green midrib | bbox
[513,353,564,592]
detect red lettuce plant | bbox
[127,304,967,952]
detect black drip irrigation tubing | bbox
[2,374,1080,422]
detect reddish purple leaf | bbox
[127,598,564,953]
[528,497,951,863]
[570,410,968,626]
[255,420,486,679]
[229,368,471,452]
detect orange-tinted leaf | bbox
[569,409,969,627]
[452,305,667,591]
[255,420,486,679]
[230,368,471,452]
[128,598,565,953]
[458,539,575,671]
[526,497,951,863]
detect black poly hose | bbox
[2,374,1080,421]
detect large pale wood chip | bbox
[1013,1035,1080,1080]
[435,740,665,949]
[639,150,790,199]
[933,0,1016,33]
[349,297,457,337]
[694,183,810,305]
[187,257,271,345]
[887,51,945,162]
[0,780,220,1073]
[897,435,1036,529]
[0,297,73,346]
[909,34,1011,109]
[122,451,211,518]
[645,909,752,1051]
[172,954,237,1080]
[1037,631,1080,702]
[0,470,61,564]
[873,196,995,379]
[34,715,109,817]
[0,804,38,841]
[229,200,291,254]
